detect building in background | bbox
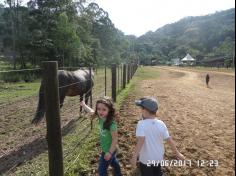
[181,53,196,66]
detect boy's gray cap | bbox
[135,97,158,112]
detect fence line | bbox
[0,62,138,175]
[0,66,93,74]
[0,63,137,115]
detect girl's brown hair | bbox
[93,96,119,130]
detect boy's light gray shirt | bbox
[136,118,170,164]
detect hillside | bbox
[135,8,235,65]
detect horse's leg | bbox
[60,94,66,108]
[59,89,66,108]
[80,94,83,113]
[85,90,93,129]
[85,91,90,106]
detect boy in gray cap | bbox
[130,96,185,176]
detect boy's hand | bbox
[104,153,112,161]
[130,155,137,168]
[176,151,185,160]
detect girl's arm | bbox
[109,130,118,154]
[80,101,95,114]
[104,130,118,161]
[166,137,185,160]
[130,137,145,167]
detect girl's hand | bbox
[130,155,137,168]
[104,152,112,161]
[80,101,86,107]
[176,151,185,160]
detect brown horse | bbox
[32,68,94,124]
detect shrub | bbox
[0,70,41,82]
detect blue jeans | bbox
[98,152,122,176]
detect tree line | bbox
[0,0,136,69]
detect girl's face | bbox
[97,103,109,118]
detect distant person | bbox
[130,97,185,176]
[206,74,210,88]
[80,96,122,176]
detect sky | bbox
[1,0,235,37]
[94,0,235,36]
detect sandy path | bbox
[116,66,235,176]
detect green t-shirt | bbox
[99,118,117,153]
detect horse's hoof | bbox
[31,118,41,125]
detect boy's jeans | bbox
[98,152,122,176]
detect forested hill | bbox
[135,8,235,64]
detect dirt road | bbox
[117,66,235,176]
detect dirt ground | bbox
[0,96,81,174]
[115,66,235,176]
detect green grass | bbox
[0,58,12,71]
[0,81,40,105]
[0,57,38,71]
[135,66,159,80]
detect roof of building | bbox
[181,53,195,61]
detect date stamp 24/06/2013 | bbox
[146,160,219,167]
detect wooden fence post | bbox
[43,61,64,176]
[117,66,119,92]
[105,66,107,96]
[127,64,130,84]
[130,64,132,80]
[89,66,93,108]
[123,64,126,89]
[89,66,94,130]
[111,64,117,102]
[120,65,122,90]
[131,64,133,78]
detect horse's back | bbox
[73,69,94,80]
[57,69,93,96]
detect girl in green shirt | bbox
[80,96,122,176]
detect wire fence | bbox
[0,63,138,130]
[0,62,138,175]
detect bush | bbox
[0,70,41,82]
[0,72,21,82]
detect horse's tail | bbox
[32,82,45,124]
